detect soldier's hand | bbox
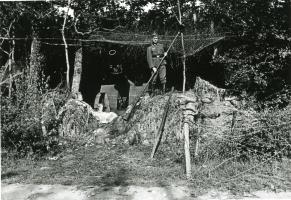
[164,52,167,57]
[152,67,157,73]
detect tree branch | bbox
[0,19,15,54]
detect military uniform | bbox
[147,43,167,92]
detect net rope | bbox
[82,31,225,56]
[0,30,226,57]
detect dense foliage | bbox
[207,0,291,108]
[1,74,69,157]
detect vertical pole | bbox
[193,12,197,33]
[62,0,71,89]
[8,54,12,97]
[181,33,186,93]
[183,121,191,179]
[194,129,200,157]
[177,0,187,92]
[178,0,192,179]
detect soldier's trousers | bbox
[152,65,166,85]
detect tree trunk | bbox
[62,0,72,89]
[8,34,16,97]
[29,36,44,86]
[71,47,82,95]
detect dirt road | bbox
[2,183,291,200]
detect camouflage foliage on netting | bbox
[85,31,224,57]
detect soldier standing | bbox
[147,32,167,95]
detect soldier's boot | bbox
[162,83,166,94]
[150,86,155,97]
[152,89,156,97]
[148,84,153,97]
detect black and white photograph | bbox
[1,0,290,199]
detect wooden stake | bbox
[151,88,174,159]
[194,123,200,158]
[183,122,192,179]
[194,137,199,158]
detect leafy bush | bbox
[195,101,290,164]
[1,74,69,157]
[216,107,291,161]
[235,107,291,160]
[214,44,290,109]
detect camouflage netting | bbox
[54,76,290,159]
[123,77,234,145]
[125,93,184,145]
[57,98,127,144]
[121,77,262,159]
[57,77,262,157]
[86,31,224,57]
[57,99,100,142]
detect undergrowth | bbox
[1,73,69,157]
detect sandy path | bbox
[1,183,291,200]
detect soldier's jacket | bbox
[147,43,166,69]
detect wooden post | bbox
[183,122,191,179]
[177,0,187,93]
[194,123,200,157]
[181,33,187,93]
[194,138,199,157]
[151,88,174,158]
[178,0,192,179]
[71,47,82,95]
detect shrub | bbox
[213,106,291,161]
[1,73,69,157]
[214,44,291,109]
[234,107,291,160]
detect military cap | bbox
[152,32,158,37]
